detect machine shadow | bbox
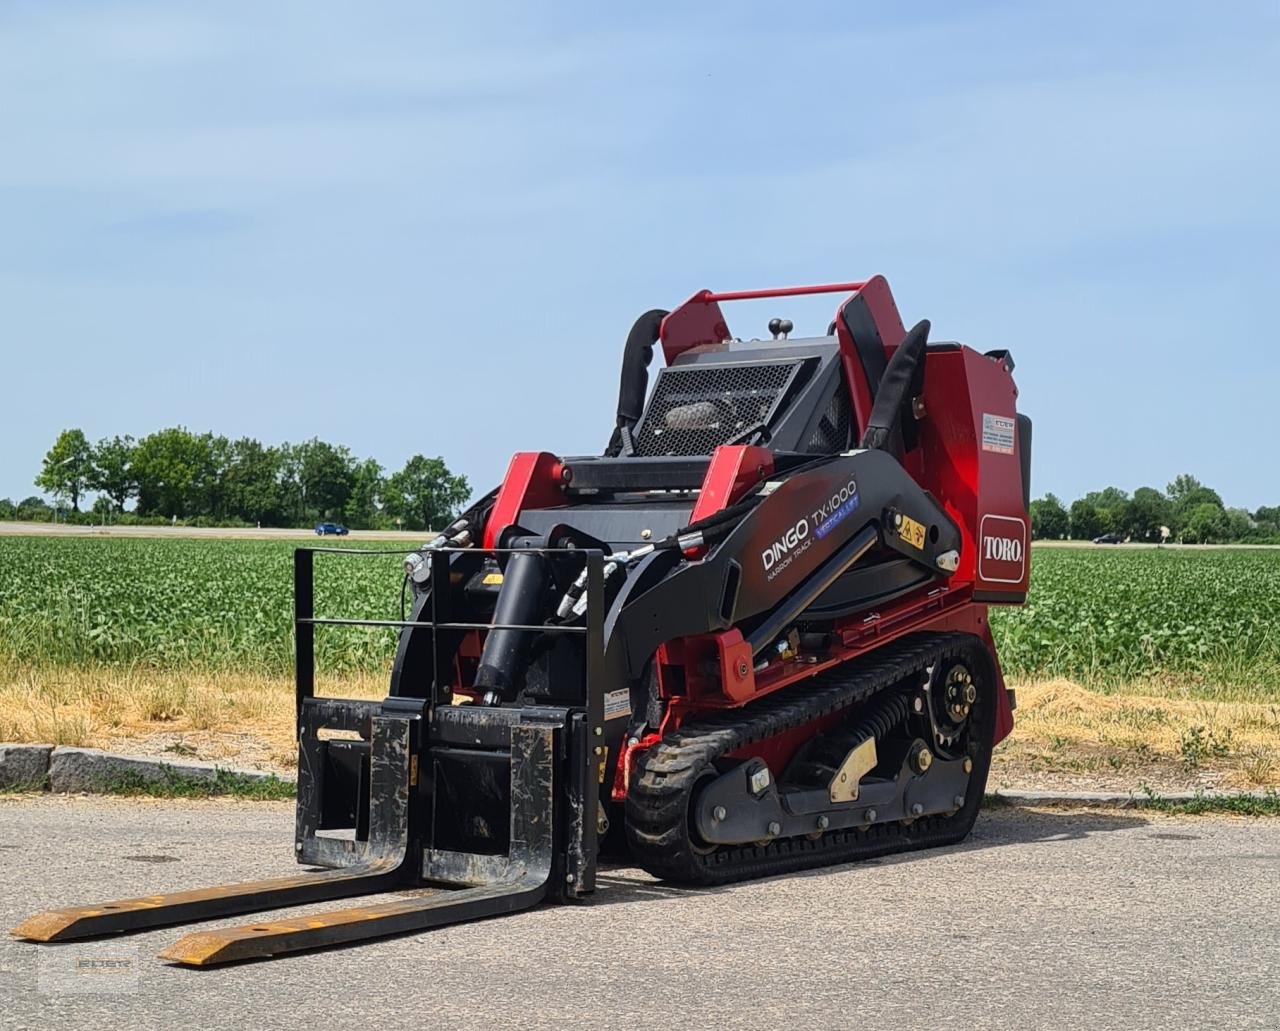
[588,806,1147,907]
[160,808,1147,967]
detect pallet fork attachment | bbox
[12,547,603,966]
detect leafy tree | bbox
[132,427,216,519]
[1184,503,1227,543]
[88,435,137,511]
[1068,499,1103,540]
[16,496,51,520]
[35,428,93,511]
[275,442,306,524]
[383,455,470,531]
[197,434,234,520]
[299,439,355,521]
[0,497,15,519]
[1177,486,1223,512]
[1166,474,1206,505]
[1223,508,1252,541]
[1165,474,1223,537]
[1030,493,1069,540]
[1253,505,1280,539]
[1082,486,1129,532]
[1173,489,1223,537]
[1125,486,1172,542]
[224,438,282,524]
[344,458,384,529]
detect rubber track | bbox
[625,631,993,884]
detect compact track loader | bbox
[14,277,1031,965]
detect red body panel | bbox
[658,291,730,365]
[834,274,907,436]
[660,280,875,366]
[480,276,1026,800]
[483,451,566,549]
[916,349,1030,597]
[687,445,774,525]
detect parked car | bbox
[314,522,349,536]
[1092,532,1125,544]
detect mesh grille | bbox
[805,387,852,453]
[632,360,803,457]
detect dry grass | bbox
[995,678,1280,789]
[2,660,1277,790]
[0,660,385,770]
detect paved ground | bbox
[1,797,1276,1030]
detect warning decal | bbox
[604,688,631,721]
[981,413,1016,455]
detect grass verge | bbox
[98,767,297,801]
[985,789,1280,817]
[992,678,1280,790]
[1135,787,1280,817]
[2,767,296,801]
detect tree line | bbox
[2,428,471,531]
[1030,474,1279,544]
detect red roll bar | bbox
[697,282,868,303]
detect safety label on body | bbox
[898,513,926,550]
[604,688,631,721]
[981,413,1016,455]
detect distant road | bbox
[1033,539,1279,550]
[4,522,1274,549]
[0,521,427,541]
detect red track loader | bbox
[14,277,1031,965]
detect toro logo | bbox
[978,514,1028,585]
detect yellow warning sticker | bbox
[898,514,926,550]
[482,572,504,586]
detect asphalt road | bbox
[1,797,1276,1030]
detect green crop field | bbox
[0,537,407,675]
[1,537,1278,696]
[992,547,1280,698]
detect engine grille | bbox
[805,387,852,453]
[631,359,807,457]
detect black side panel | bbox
[1017,414,1033,512]
[609,449,962,676]
[859,319,930,457]
[517,503,695,550]
[841,294,888,404]
[562,456,709,492]
[802,557,932,619]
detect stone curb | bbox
[3,743,1272,804]
[0,743,292,794]
[0,744,54,790]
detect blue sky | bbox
[2,1,1278,509]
